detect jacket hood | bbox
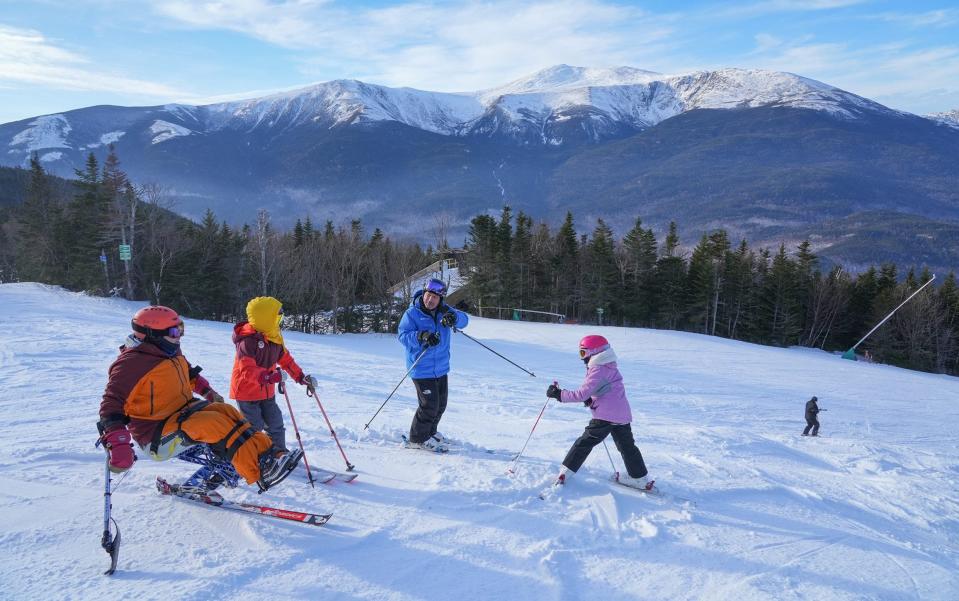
[587,348,618,368]
[246,296,284,346]
[232,321,260,344]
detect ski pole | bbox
[364,346,429,430]
[278,378,316,488]
[454,328,536,377]
[602,440,620,480]
[96,442,121,575]
[306,382,355,471]
[506,382,555,475]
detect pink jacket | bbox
[559,349,633,424]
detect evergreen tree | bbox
[654,222,687,329]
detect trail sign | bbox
[118,244,131,261]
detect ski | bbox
[102,518,120,576]
[295,465,337,485]
[610,475,696,506]
[313,468,358,483]
[156,477,332,526]
[538,473,566,500]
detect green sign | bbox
[119,244,131,261]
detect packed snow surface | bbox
[1,283,957,600]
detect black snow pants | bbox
[803,417,820,436]
[563,419,648,478]
[409,375,448,444]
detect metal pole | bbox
[506,383,555,475]
[306,382,355,471]
[278,379,316,487]
[602,440,619,480]
[454,328,536,377]
[364,346,430,430]
[843,274,936,359]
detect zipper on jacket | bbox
[169,357,191,402]
[149,381,154,415]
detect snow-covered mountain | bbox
[2,65,957,273]
[1,64,905,162]
[927,108,959,129]
[2,282,958,599]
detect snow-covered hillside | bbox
[1,283,958,600]
[928,109,959,129]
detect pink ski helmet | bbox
[579,334,610,359]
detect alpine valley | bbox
[2,65,958,270]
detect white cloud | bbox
[871,9,959,29]
[746,34,959,112]
[153,0,681,92]
[0,24,185,97]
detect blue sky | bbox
[1,0,957,124]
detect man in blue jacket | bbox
[398,278,469,451]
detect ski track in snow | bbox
[0,283,957,600]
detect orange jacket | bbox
[229,322,304,401]
[99,342,202,446]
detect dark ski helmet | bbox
[424,278,448,297]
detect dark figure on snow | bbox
[397,278,469,452]
[803,396,820,437]
[546,335,651,490]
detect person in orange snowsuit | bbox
[230,296,317,456]
[97,305,300,492]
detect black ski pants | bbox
[563,419,648,478]
[803,417,820,436]
[409,375,448,444]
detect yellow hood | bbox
[246,296,284,346]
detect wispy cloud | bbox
[746,33,959,111]
[0,24,184,97]
[153,0,680,91]
[869,9,959,29]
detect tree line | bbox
[0,149,430,333]
[1,150,956,376]
[461,207,959,376]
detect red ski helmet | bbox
[132,306,183,340]
[579,334,610,359]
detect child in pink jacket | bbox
[546,334,651,490]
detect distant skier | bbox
[230,296,318,458]
[397,278,469,451]
[802,396,821,437]
[546,335,651,490]
[98,306,301,493]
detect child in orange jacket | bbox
[230,297,317,456]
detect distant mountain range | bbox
[2,65,957,272]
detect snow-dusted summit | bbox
[2,64,909,159]
[927,109,959,129]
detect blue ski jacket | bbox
[397,290,469,379]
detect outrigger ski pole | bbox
[95,439,121,575]
[306,382,355,471]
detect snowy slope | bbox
[1,283,958,600]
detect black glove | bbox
[441,310,457,328]
[418,330,440,347]
[546,384,562,399]
[583,397,594,408]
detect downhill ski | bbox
[156,477,332,526]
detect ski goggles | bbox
[579,348,590,358]
[133,320,184,339]
[425,278,448,296]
